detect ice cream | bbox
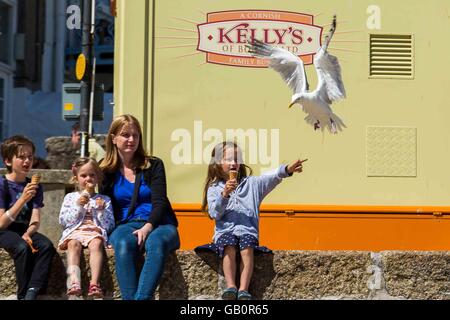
[31,174,41,185]
[85,183,95,194]
[229,170,238,180]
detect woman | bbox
[100,114,179,300]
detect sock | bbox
[66,265,81,288]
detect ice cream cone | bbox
[229,170,238,180]
[31,174,41,185]
[85,183,95,194]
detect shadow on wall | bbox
[159,254,189,299]
[191,250,276,300]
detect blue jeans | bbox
[109,221,180,300]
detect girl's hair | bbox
[201,141,252,213]
[100,114,150,173]
[71,157,103,186]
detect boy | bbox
[0,135,55,300]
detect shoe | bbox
[237,290,252,300]
[88,284,103,298]
[24,287,39,300]
[221,287,238,300]
[67,283,82,296]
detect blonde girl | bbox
[58,157,114,298]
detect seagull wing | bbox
[314,48,346,104]
[247,40,308,94]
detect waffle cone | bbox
[31,174,41,184]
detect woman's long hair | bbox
[201,141,252,214]
[100,114,150,173]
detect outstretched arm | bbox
[286,159,308,175]
[255,159,308,201]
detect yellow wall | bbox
[114,0,450,207]
[113,0,154,146]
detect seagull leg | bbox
[330,118,337,134]
[314,121,320,130]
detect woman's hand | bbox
[287,159,308,175]
[222,179,238,198]
[133,223,154,248]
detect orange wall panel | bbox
[174,204,450,251]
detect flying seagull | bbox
[247,15,346,134]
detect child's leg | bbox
[0,230,32,299]
[223,246,238,289]
[238,247,254,292]
[26,233,56,297]
[66,240,82,285]
[67,240,82,267]
[87,238,104,286]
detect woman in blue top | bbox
[100,114,179,300]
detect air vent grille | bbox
[370,34,413,79]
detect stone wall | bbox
[0,169,449,300]
[45,137,78,170]
[45,135,106,170]
[0,249,449,300]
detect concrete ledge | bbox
[1,249,449,299]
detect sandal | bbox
[67,283,82,296]
[237,290,252,300]
[88,284,103,298]
[221,287,238,300]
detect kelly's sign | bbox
[197,10,322,67]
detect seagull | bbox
[247,15,346,134]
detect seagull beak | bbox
[288,101,296,109]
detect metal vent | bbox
[370,34,413,79]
